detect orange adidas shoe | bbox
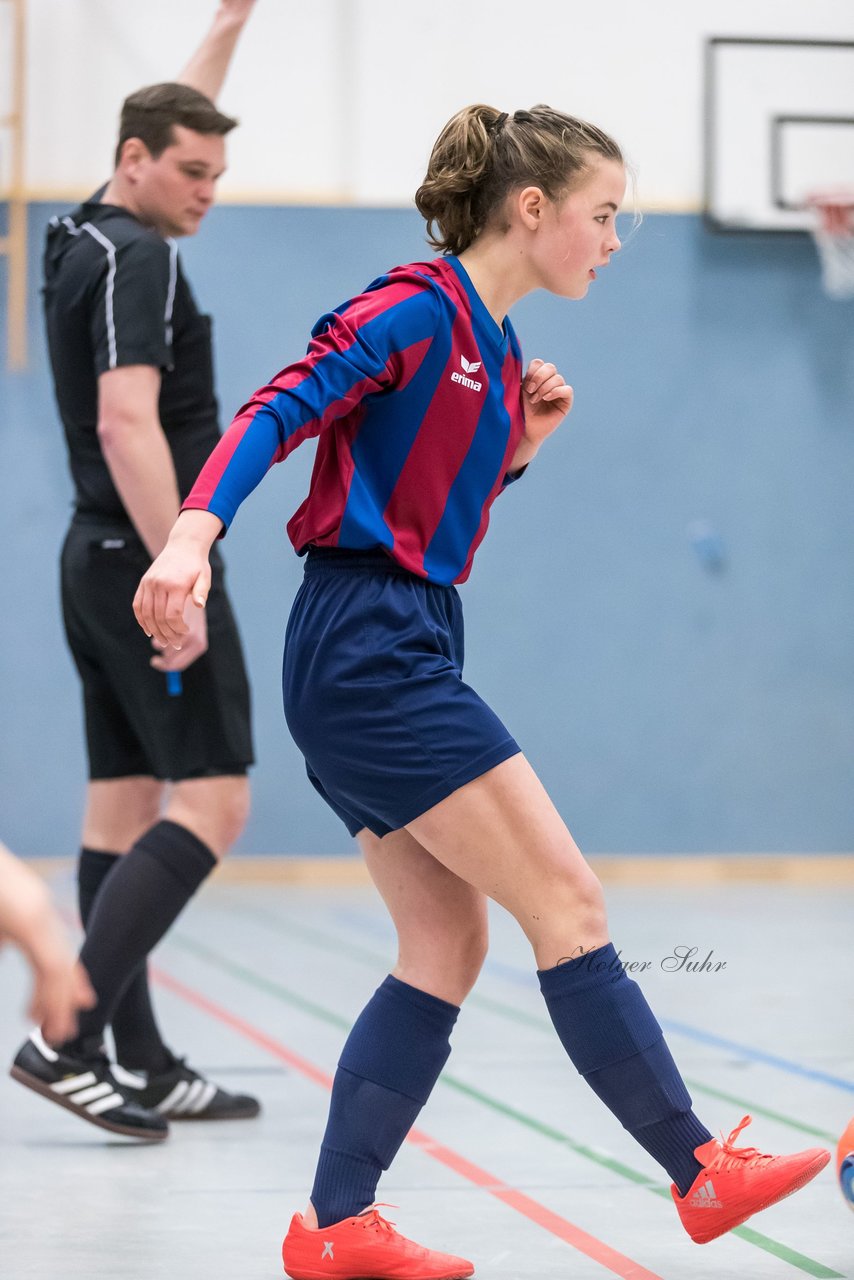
[672,1114,830,1244]
[281,1207,474,1280]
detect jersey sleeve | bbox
[183,282,441,531]
[90,234,175,376]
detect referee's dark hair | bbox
[114,83,237,167]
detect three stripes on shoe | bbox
[30,1030,126,1118]
[112,1062,218,1115]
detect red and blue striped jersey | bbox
[183,256,526,585]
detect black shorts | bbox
[61,516,254,782]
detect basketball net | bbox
[807,191,854,299]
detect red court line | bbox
[152,964,664,1280]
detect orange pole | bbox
[2,0,27,370]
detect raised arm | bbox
[177,0,257,102]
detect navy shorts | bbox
[283,549,520,838]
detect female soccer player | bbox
[134,104,829,1279]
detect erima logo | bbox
[690,1179,722,1209]
[321,1241,334,1259]
[451,354,483,391]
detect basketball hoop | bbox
[807,190,854,299]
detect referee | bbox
[10,1,259,1139]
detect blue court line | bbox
[656,1020,854,1094]
[330,908,854,1094]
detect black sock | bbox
[65,822,216,1053]
[77,848,172,1074]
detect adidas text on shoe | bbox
[113,1055,260,1121]
[281,1207,474,1280]
[673,1114,830,1244]
[10,1031,168,1141]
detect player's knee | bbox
[576,869,607,934]
[169,776,250,856]
[396,916,487,1007]
[438,916,489,1002]
[214,779,250,851]
[541,868,608,942]
[451,916,489,999]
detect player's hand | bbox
[0,848,96,1044]
[521,359,574,447]
[27,949,95,1046]
[134,538,212,651]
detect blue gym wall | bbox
[1,203,853,855]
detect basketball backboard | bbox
[704,37,854,232]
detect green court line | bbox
[169,927,844,1279]
[220,904,839,1144]
[681,1079,837,1145]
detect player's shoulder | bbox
[363,258,459,308]
[317,259,457,336]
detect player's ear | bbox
[517,185,547,231]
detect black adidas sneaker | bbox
[112,1054,261,1121]
[10,1031,168,1140]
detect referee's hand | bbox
[149,601,209,673]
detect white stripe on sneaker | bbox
[188,1081,217,1114]
[68,1081,117,1106]
[30,1029,59,1062]
[176,1079,206,1114]
[156,1081,189,1114]
[51,1071,98,1095]
[111,1063,147,1089]
[86,1092,126,1116]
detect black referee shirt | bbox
[44,191,221,521]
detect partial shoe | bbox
[10,1030,168,1141]
[282,1207,474,1280]
[113,1054,261,1121]
[673,1114,830,1244]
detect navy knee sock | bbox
[311,975,459,1228]
[77,848,172,1073]
[65,822,216,1053]
[538,943,712,1195]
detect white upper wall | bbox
[4,0,853,207]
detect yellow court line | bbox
[26,853,854,886]
[2,187,704,215]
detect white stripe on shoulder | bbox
[79,221,118,369]
[164,237,178,347]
